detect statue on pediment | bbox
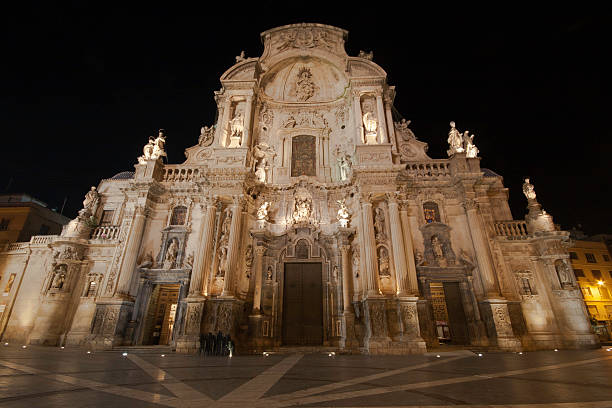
[447,121,464,156]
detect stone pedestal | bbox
[363,297,391,353]
[397,297,427,353]
[552,289,600,349]
[484,299,522,351]
[355,143,393,166]
[65,297,98,346]
[201,297,243,340]
[87,300,134,350]
[175,297,206,353]
[29,297,71,345]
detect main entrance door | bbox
[283,263,323,346]
[430,281,469,345]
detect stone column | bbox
[361,199,379,297]
[218,98,231,147]
[353,92,364,144]
[251,246,266,314]
[375,93,387,144]
[189,198,217,296]
[242,95,253,148]
[384,101,396,151]
[387,195,409,295]
[116,206,147,297]
[221,198,243,297]
[463,199,499,297]
[399,202,419,295]
[340,245,352,312]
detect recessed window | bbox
[592,270,602,280]
[569,252,578,260]
[100,210,115,226]
[170,206,187,225]
[38,224,50,235]
[585,253,597,263]
[574,269,585,278]
[603,254,610,262]
[423,202,441,224]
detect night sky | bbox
[1,8,609,235]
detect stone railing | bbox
[29,235,56,245]
[494,221,529,239]
[91,225,120,240]
[404,160,451,178]
[5,242,29,251]
[162,166,203,182]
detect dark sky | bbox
[1,8,609,235]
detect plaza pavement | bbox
[1,345,612,407]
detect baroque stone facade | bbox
[0,23,599,353]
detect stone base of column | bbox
[86,300,134,350]
[29,297,71,346]
[396,298,427,353]
[201,298,243,339]
[175,297,206,353]
[483,299,522,351]
[245,314,274,353]
[552,290,600,349]
[363,297,392,353]
[341,311,360,351]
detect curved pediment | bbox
[347,58,387,79]
[220,59,259,82]
[260,56,348,103]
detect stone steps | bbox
[111,345,174,354]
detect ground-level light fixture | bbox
[597,280,605,286]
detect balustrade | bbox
[494,220,529,238]
[405,161,450,178]
[29,235,56,245]
[162,166,202,182]
[91,225,120,240]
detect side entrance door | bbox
[283,263,323,346]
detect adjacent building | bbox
[570,239,612,341]
[0,23,599,353]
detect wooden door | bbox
[443,282,469,345]
[283,263,323,345]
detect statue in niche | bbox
[163,239,179,269]
[352,250,360,278]
[447,121,464,156]
[257,202,270,221]
[217,246,228,277]
[378,247,390,277]
[295,67,317,101]
[82,187,100,214]
[220,209,232,245]
[362,99,378,144]
[431,235,447,267]
[337,199,350,227]
[415,250,424,265]
[292,187,313,224]
[199,125,214,147]
[337,151,351,181]
[138,252,154,269]
[522,178,537,201]
[51,264,67,289]
[266,266,273,281]
[245,245,253,268]
[228,109,244,148]
[555,259,572,286]
[374,207,386,242]
[255,157,267,183]
[332,265,339,282]
[464,132,479,158]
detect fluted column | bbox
[464,199,500,297]
[117,206,147,297]
[384,100,396,150]
[375,93,387,143]
[361,199,379,296]
[399,202,419,295]
[387,195,409,295]
[221,198,243,297]
[190,197,217,297]
[340,245,352,312]
[251,246,266,314]
[218,98,231,147]
[242,95,253,148]
[353,92,364,144]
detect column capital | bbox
[462,198,479,212]
[386,192,400,205]
[340,244,351,254]
[254,246,266,256]
[360,192,373,205]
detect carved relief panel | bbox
[291,135,316,177]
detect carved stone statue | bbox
[138,130,167,163]
[362,101,378,145]
[266,266,273,281]
[292,187,313,224]
[255,157,267,183]
[245,245,253,268]
[184,253,194,269]
[138,252,153,269]
[217,246,228,277]
[522,178,537,201]
[415,250,424,265]
[228,110,244,148]
[51,264,67,289]
[257,202,270,221]
[332,265,339,282]
[464,132,479,158]
[220,209,232,245]
[337,152,351,181]
[358,50,373,60]
[447,121,464,156]
[163,239,178,270]
[295,67,317,101]
[431,235,445,264]
[374,207,386,242]
[199,126,214,147]
[555,259,572,286]
[82,187,100,214]
[378,247,390,276]
[235,50,246,63]
[337,199,350,227]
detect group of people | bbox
[199,332,234,357]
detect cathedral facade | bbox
[0,24,598,354]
